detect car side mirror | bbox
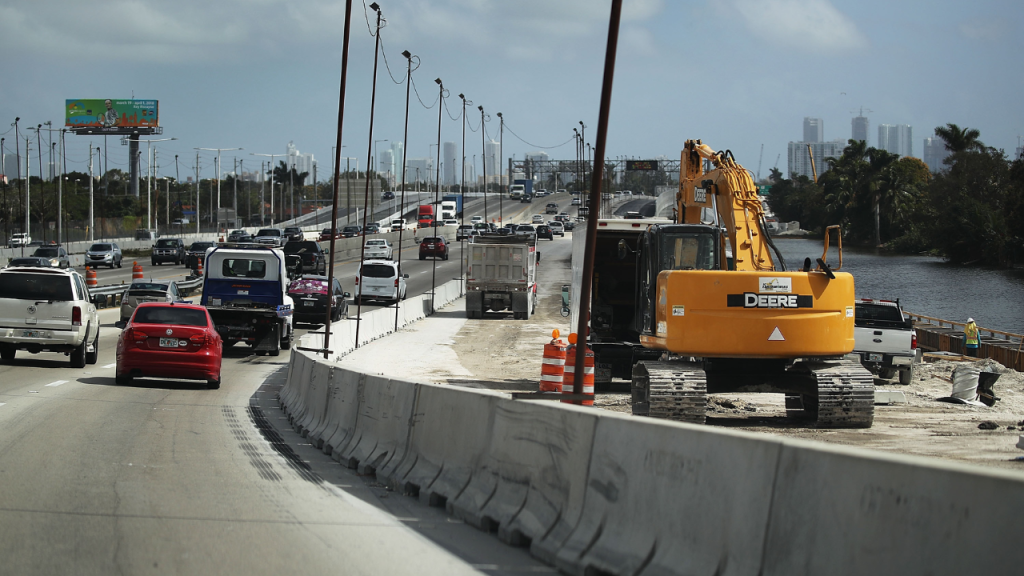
[114,320,126,329]
[403,274,410,279]
[617,239,631,260]
[343,292,351,298]
[323,249,329,255]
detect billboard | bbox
[65,99,159,131]
[626,160,659,171]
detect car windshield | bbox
[283,241,319,254]
[856,303,905,323]
[229,230,246,235]
[32,247,59,257]
[256,229,280,237]
[360,264,397,278]
[0,272,73,301]
[190,242,215,251]
[155,239,178,247]
[285,228,300,233]
[9,258,47,266]
[89,244,112,251]
[133,306,208,327]
[342,227,360,233]
[516,226,535,232]
[222,259,267,278]
[366,240,386,247]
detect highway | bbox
[0,192,578,573]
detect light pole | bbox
[354,0,383,349]
[434,78,446,305]
[135,137,177,232]
[497,112,503,223]
[196,146,243,231]
[478,105,488,221]
[373,138,388,217]
[395,49,416,330]
[250,153,282,225]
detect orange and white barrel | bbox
[132,261,144,280]
[85,267,98,288]
[540,329,567,393]
[562,335,595,406]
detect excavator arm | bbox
[677,140,776,271]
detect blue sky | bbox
[0,0,1020,181]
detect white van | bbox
[355,259,408,304]
[391,218,407,232]
[0,267,100,367]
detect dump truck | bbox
[466,234,537,320]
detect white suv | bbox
[355,259,408,304]
[0,267,100,367]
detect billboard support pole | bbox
[129,135,140,197]
[88,144,94,242]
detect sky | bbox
[0,0,1021,183]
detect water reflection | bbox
[774,239,1024,334]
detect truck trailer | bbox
[441,194,463,220]
[466,234,537,320]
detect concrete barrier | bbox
[306,364,337,450]
[760,440,1024,575]
[555,415,780,576]
[342,374,417,476]
[323,369,364,461]
[449,400,598,556]
[387,383,503,508]
[295,361,332,438]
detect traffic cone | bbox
[85,267,98,288]
[197,258,204,277]
[132,261,144,280]
[540,329,567,393]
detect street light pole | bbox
[478,105,487,221]
[250,153,281,225]
[497,112,503,224]
[434,78,446,305]
[395,49,415,330]
[196,146,243,231]
[138,137,177,231]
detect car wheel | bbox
[419,255,425,260]
[117,258,122,268]
[878,368,896,380]
[151,259,157,266]
[899,364,914,385]
[85,328,100,365]
[70,338,87,368]
[207,378,221,390]
[281,326,291,350]
[115,374,132,386]
[0,345,15,362]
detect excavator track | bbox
[632,361,707,425]
[788,359,874,429]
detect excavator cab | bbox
[634,224,721,337]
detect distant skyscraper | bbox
[405,158,433,184]
[922,137,950,173]
[803,117,824,143]
[443,141,458,186]
[851,114,869,145]
[878,124,913,157]
[379,149,394,178]
[787,140,845,179]
[286,141,314,175]
[484,139,499,182]
[390,141,404,183]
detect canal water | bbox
[774,239,1024,334]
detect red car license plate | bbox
[159,337,180,348]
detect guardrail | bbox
[89,276,204,309]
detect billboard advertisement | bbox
[626,160,659,171]
[65,99,159,130]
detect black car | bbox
[341,225,362,238]
[364,223,381,234]
[283,241,328,277]
[288,275,350,324]
[152,238,186,265]
[186,241,217,271]
[226,229,252,243]
[381,191,395,200]
[520,194,533,203]
[7,256,52,268]
[536,225,554,240]
[283,227,304,242]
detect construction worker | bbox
[964,318,980,357]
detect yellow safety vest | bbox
[964,323,979,346]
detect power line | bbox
[502,121,576,150]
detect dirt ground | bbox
[450,237,1024,474]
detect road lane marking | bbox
[45,380,68,387]
[0,403,5,408]
[103,363,117,369]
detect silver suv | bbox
[254,228,285,247]
[85,242,123,268]
[0,266,100,367]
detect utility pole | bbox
[250,153,281,226]
[196,146,243,231]
[497,112,503,224]
[233,157,238,228]
[88,144,94,241]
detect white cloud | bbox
[727,0,867,51]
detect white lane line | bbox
[45,380,68,387]
[103,363,117,369]
[0,403,5,408]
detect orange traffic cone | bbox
[85,267,98,288]
[132,261,144,280]
[540,329,567,393]
[562,333,595,406]
[196,258,204,277]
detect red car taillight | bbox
[354,276,359,285]
[911,330,917,350]
[72,306,82,326]
[190,334,210,347]
[394,278,399,287]
[129,329,148,347]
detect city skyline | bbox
[0,0,1019,186]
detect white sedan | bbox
[363,238,394,260]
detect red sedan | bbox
[115,302,223,389]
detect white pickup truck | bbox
[853,299,917,384]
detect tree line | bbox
[766,124,1024,267]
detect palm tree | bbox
[934,123,983,153]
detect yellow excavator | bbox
[629,140,873,428]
